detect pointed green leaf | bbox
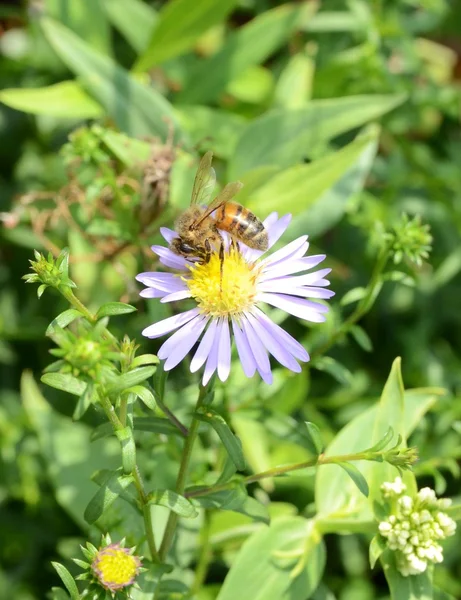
[336,462,369,498]
[177,3,315,105]
[84,471,134,524]
[96,302,136,319]
[366,427,394,454]
[73,383,97,420]
[229,94,406,178]
[102,0,157,54]
[41,17,184,141]
[105,366,156,395]
[369,534,387,569]
[135,0,239,70]
[126,385,156,411]
[148,489,198,518]
[41,373,86,396]
[0,81,103,118]
[196,408,246,471]
[314,356,353,385]
[131,354,159,368]
[46,309,82,336]
[304,422,324,455]
[350,324,373,352]
[51,562,80,600]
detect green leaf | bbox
[216,517,325,600]
[340,287,367,306]
[177,3,314,105]
[304,422,324,455]
[102,0,157,54]
[96,302,136,319]
[381,550,433,600]
[41,373,86,396]
[336,462,369,497]
[369,534,387,569]
[315,374,443,526]
[147,489,198,518]
[314,356,353,385]
[175,105,247,159]
[126,385,156,411]
[229,94,406,178]
[41,18,184,141]
[133,416,182,436]
[191,483,268,522]
[196,408,246,471]
[115,427,136,474]
[349,324,373,352]
[274,52,314,109]
[105,366,156,395]
[51,562,80,600]
[95,127,152,166]
[247,126,378,219]
[0,81,104,118]
[46,309,82,336]
[135,0,239,70]
[366,427,395,453]
[131,354,159,368]
[84,471,134,524]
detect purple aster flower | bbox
[136,213,334,385]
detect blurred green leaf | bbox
[84,470,134,524]
[349,325,373,352]
[229,94,405,178]
[314,357,353,385]
[148,489,198,518]
[0,82,104,118]
[274,52,314,109]
[381,550,433,600]
[304,422,324,455]
[232,415,273,492]
[177,3,316,105]
[72,382,97,420]
[102,0,157,54]
[216,517,325,600]
[133,417,182,436]
[369,534,387,569]
[41,17,184,140]
[134,0,239,71]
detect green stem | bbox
[311,247,390,361]
[186,450,387,499]
[159,384,209,560]
[132,467,160,563]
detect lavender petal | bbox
[160,289,192,303]
[136,271,186,291]
[190,318,219,373]
[202,319,222,385]
[160,227,178,243]
[246,312,301,372]
[257,292,327,323]
[231,318,257,377]
[142,307,200,338]
[259,255,326,281]
[217,318,231,382]
[151,245,189,270]
[159,315,209,370]
[252,307,309,362]
[261,236,309,269]
[240,315,273,384]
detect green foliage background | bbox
[1,0,461,599]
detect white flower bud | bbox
[437,498,452,510]
[418,487,437,506]
[379,521,392,535]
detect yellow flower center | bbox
[93,545,140,590]
[184,247,259,317]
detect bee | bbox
[170,151,268,262]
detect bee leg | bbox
[219,241,225,293]
[204,238,212,264]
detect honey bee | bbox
[170,151,268,262]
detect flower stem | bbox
[159,383,209,561]
[185,449,390,499]
[191,510,212,593]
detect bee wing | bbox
[191,181,244,227]
[191,151,217,206]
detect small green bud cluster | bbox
[378,477,455,577]
[23,249,75,297]
[386,213,432,267]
